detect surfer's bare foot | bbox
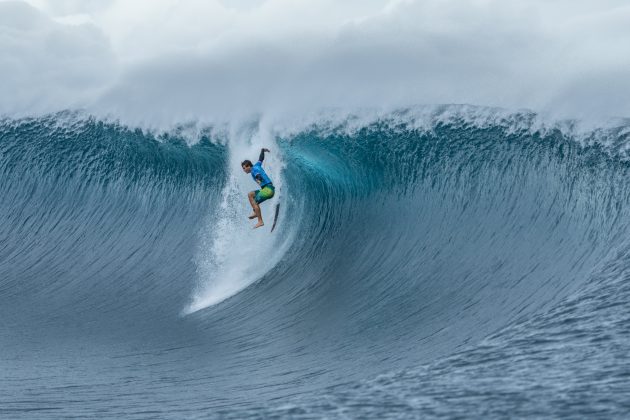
[248,213,257,219]
[253,221,264,229]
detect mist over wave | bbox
[2,0,630,123]
[2,107,630,417]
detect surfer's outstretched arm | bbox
[258,148,270,162]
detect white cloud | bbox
[1,0,630,124]
[0,1,116,115]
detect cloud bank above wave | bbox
[2,0,630,125]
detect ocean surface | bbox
[1,106,629,418]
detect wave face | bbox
[1,108,630,418]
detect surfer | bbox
[242,148,274,229]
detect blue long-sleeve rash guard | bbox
[251,149,273,187]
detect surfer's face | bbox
[242,164,252,174]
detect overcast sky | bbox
[1,0,629,126]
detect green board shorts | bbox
[254,184,275,204]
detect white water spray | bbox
[184,125,293,314]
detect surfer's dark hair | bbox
[241,160,253,167]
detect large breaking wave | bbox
[1,106,630,417]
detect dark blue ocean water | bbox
[1,109,629,418]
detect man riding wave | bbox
[241,148,274,229]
